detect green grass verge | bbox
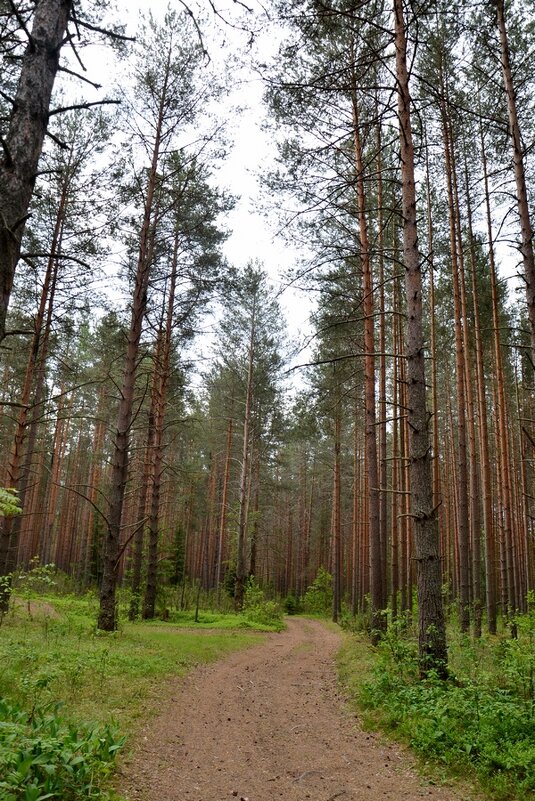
[154,608,284,631]
[338,620,535,801]
[0,594,267,799]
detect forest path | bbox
[119,618,468,801]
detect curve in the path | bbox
[120,617,469,801]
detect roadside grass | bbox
[338,615,535,801]
[156,608,283,631]
[0,593,268,799]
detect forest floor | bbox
[118,617,473,801]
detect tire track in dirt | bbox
[120,617,473,801]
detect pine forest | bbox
[2,1,535,800]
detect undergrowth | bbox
[0,592,264,800]
[339,612,535,801]
[0,698,123,800]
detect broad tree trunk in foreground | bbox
[0,0,72,342]
[394,0,447,677]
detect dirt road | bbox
[120,617,468,801]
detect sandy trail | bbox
[120,617,468,801]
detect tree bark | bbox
[143,229,179,619]
[495,0,535,368]
[0,0,72,342]
[441,99,471,632]
[350,70,384,637]
[234,295,256,611]
[393,0,447,676]
[97,66,169,630]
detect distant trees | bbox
[2,0,535,661]
[98,11,230,630]
[210,263,286,610]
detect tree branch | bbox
[74,18,135,42]
[49,99,120,116]
[58,65,102,89]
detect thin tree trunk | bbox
[216,417,233,600]
[441,96,470,632]
[496,0,535,367]
[481,123,516,624]
[376,115,388,612]
[394,0,447,676]
[332,393,342,623]
[234,296,256,611]
[464,150,495,634]
[350,69,384,637]
[97,58,171,630]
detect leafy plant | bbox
[0,488,22,518]
[302,567,332,616]
[243,577,284,630]
[340,618,535,801]
[283,593,299,615]
[0,698,124,800]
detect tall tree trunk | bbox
[450,130,481,636]
[143,228,179,619]
[496,0,535,367]
[97,67,170,630]
[394,0,447,676]
[464,151,495,633]
[376,115,388,613]
[332,391,342,623]
[350,69,384,637]
[234,296,256,611]
[441,96,470,632]
[216,418,233,600]
[0,0,72,342]
[481,122,516,624]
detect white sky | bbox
[75,0,315,378]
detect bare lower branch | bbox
[49,99,120,116]
[74,18,135,42]
[58,65,102,89]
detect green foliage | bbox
[0,699,123,800]
[339,610,535,801]
[13,561,57,598]
[243,577,284,630]
[169,527,186,587]
[1,593,263,799]
[145,608,282,632]
[283,593,299,615]
[302,567,333,616]
[0,488,22,518]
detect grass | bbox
[1,594,265,730]
[152,608,282,631]
[338,613,535,801]
[0,592,270,800]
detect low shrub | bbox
[302,567,332,616]
[0,698,124,800]
[340,613,535,801]
[243,577,284,630]
[283,594,299,615]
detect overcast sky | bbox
[74,0,315,376]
